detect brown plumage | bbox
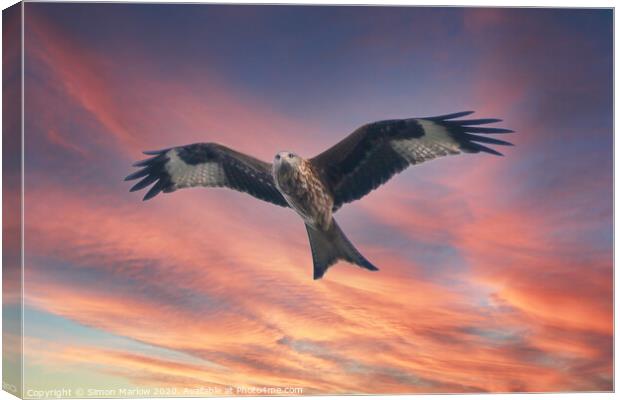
[273,156,333,230]
[126,111,513,279]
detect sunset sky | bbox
[9,3,613,394]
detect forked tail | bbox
[305,219,378,280]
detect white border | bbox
[0,2,615,400]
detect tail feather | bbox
[305,219,378,280]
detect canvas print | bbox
[2,2,613,398]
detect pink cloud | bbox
[19,6,612,394]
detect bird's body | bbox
[126,111,514,279]
[271,152,378,278]
[272,152,333,230]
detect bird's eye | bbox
[288,154,294,158]
[275,154,281,160]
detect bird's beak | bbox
[278,159,293,174]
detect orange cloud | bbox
[21,178,611,392]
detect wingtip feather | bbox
[479,146,504,156]
[124,168,149,181]
[142,148,170,156]
[142,181,164,200]
[466,127,514,134]
[428,111,475,121]
[457,118,503,125]
[132,156,162,167]
[461,133,514,147]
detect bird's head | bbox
[273,151,303,182]
[274,151,301,168]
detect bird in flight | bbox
[126,111,513,279]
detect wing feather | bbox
[125,143,288,207]
[311,112,514,210]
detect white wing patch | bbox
[165,149,227,189]
[391,119,460,164]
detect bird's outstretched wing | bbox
[125,143,288,206]
[311,111,514,210]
